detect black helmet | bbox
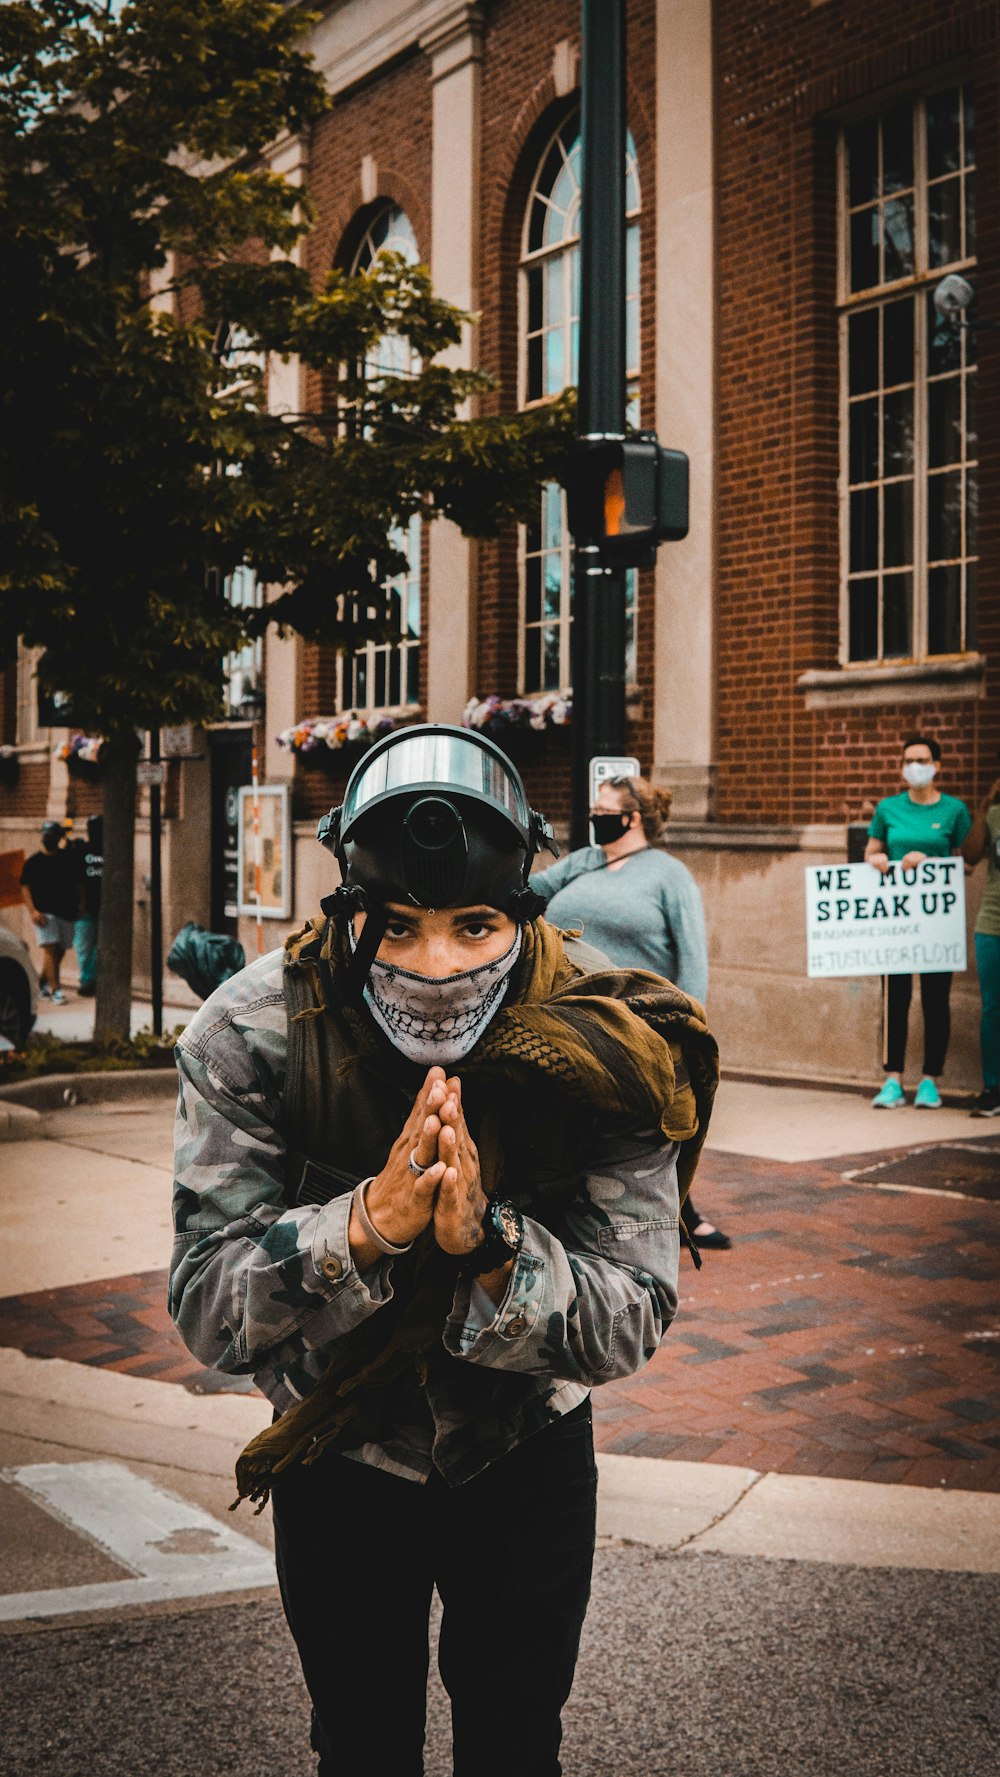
[317,724,558,998]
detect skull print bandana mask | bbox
[354,927,523,1065]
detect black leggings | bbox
[884,972,953,1076]
[271,1400,597,1776]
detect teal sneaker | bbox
[914,1077,942,1109]
[872,1079,906,1108]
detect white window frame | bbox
[335,204,422,717]
[837,86,977,666]
[517,114,641,696]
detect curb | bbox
[0,1069,178,1112]
[0,1102,44,1143]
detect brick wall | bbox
[715,0,1000,824]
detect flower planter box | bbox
[294,740,373,774]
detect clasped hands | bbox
[348,1068,510,1290]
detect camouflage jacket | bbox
[169,947,681,1485]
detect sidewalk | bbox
[1,1079,998,1504]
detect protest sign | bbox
[805,858,966,979]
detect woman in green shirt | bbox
[865,734,971,1110]
[961,771,1000,1116]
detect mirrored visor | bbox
[344,732,528,829]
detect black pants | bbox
[271,1399,597,1777]
[884,972,953,1076]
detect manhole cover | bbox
[849,1142,1000,1201]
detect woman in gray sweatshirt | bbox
[531,773,730,1249]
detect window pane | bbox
[848,118,879,207]
[527,335,543,401]
[542,625,561,690]
[525,555,541,625]
[928,377,962,468]
[374,652,387,707]
[625,296,639,376]
[528,195,548,254]
[850,487,878,572]
[526,266,543,333]
[881,103,913,193]
[927,565,963,655]
[967,467,978,556]
[965,376,977,458]
[848,308,879,393]
[524,627,541,693]
[849,398,879,484]
[928,177,961,268]
[850,208,880,292]
[965,558,978,645]
[355,654,367,705]
[625,224,640,294]
[883,573,912,657]
[927,470,963,561]
[543,482,562,552]
[926,88,961,179]
[882,297,914,388]
[927,289,962,376]
[882,194,914,280]
[543,554,562,619]
[544,254,565,330]
[544,326,565,395]
[848,578,879,661]
[388,648,401,707]
[964,178,976,258]
[406,648,419,704]
[882,480,913,568]
[882,388,914,476]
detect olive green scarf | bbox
[232,917,718,1509]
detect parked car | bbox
[0,924,39,1050]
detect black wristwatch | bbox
[460,1200,524,1275]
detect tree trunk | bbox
[94,731,140,1044]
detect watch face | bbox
[494,1201,523,1250]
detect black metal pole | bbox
[570,0,628,849]
[149,728,163,1037]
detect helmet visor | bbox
[342,730,528,834]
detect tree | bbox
[0,0,574,1040]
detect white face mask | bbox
[902,760,937,789]
[357,928,522,1065]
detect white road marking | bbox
[0,1460,273,1621]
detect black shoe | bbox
[77,985,96,997]
[971,1088,1000,1118]
[691,1223,732,1250]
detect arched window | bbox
[338,204,422,713]
[519,116,641,694]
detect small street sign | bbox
[136,761,165,787]
[589,754,640,806]
[161,724,200,758]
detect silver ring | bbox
[408,1149,427,1177]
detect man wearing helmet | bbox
[170,725,717,1777]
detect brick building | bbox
[1,0,994,1091]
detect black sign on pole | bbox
[569,0,628,850]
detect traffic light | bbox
[560,433,689,567]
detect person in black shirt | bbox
[69,815,103,996]
[20,821,80,1004]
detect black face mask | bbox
[591,811,632,846]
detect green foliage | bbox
[0,0,576,732]
[0,1023,183,1082]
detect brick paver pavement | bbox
[2,1132,997,1490]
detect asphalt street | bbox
[2,1549,998,1777]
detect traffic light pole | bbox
[570,0,628,849]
